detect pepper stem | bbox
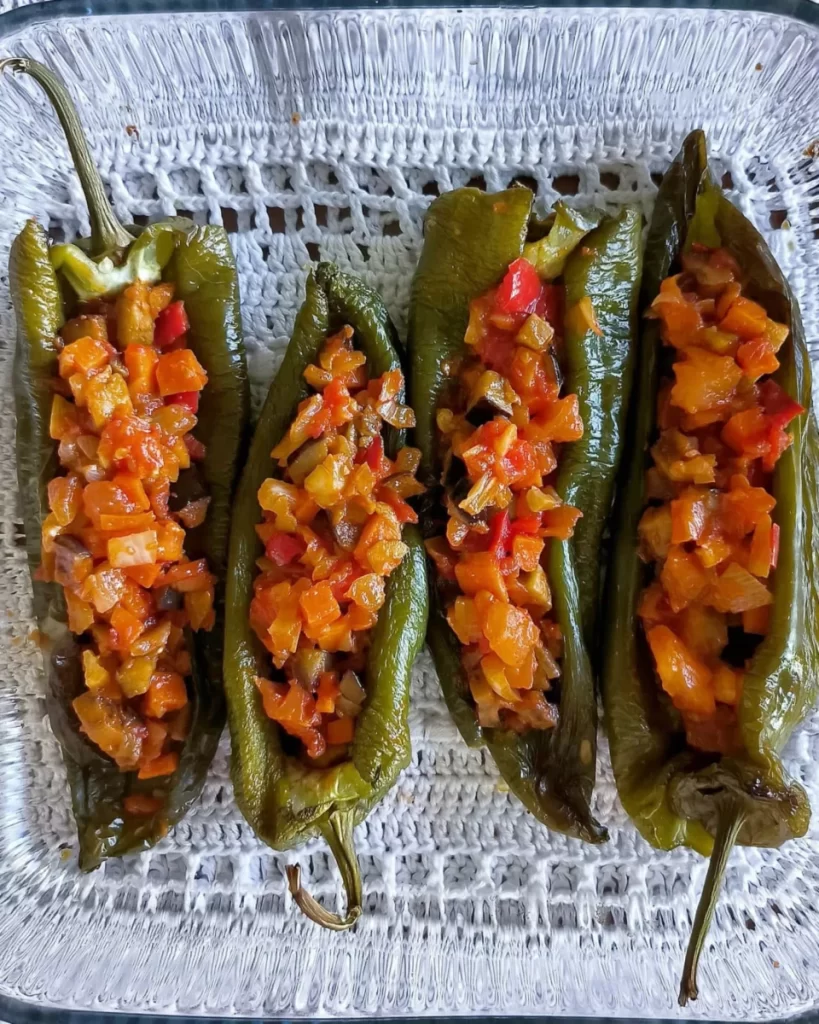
[678,803,746,1006]
[285,810,362,931]
[0,57,133,257]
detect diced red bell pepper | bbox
[495,258,542,315]
[265,530,306,566]
[154,301,189,349]
[487,510,511,562]
[759,379,805,429]
[509,515,542,537]
[534,283,562,327]
[166,391,200,414]
[356,435,390,477]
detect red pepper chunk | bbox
[487,510,511,562]
[265,530,306,566]
[154,301,189,349]
[495,258,542,315]
[167,391,200,414]
[759,379,805,429]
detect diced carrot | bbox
[156,349,208,396]
[736,337,779,382]
[138,751,179,780]
[59,336,110,379]
[65,590,95,634]
[713,664,742,705]
[315,672,341,714]
[109,605,146,652]
[326,716,355,746]
[123,563,163,588]
[142,670,188,718]
[112,472,151,511]
[533,395,584,443]
[718,295,767,339]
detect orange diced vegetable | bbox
[326,716,355,746]
[142,670,188,718]
[123,563,163,588]
[73,691,146,770]
[454,551,508,601]
[670,348,742,414]
[476,591,539,667]
[59,336,110,378]
[316,672,341,714]
[540,505,582,539]
[736,337,779,382]
[185,587,215,631]
[156,349,208,396]
[660,545,709,612]
[138,751,179,780]
[124,343,159,399]
[50,394,79,440]
[48,473,83,527]
[646,625,714,716]
[155,520,186,561]
[718,295,767,339]
[156,558,213,592]
[117,280,154,347]
[109,605,146,652]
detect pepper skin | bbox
[409,187,642,842]
[6,59,249,869]
[223,262,428,930]
[601,130,819,1002]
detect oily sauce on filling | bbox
[250,328,423,765]
[42,282,215,816]
[425,257,597,733]
[638,245,806,755]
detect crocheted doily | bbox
[0,6,818,1019]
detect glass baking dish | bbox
[1,0,818,1020]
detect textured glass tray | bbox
[1,1,819,1020]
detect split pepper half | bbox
[602,130,819,1001]
[224,262,428,930]
[6,59,249,868]
[409,186,643,842]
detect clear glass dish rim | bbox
[1,0,818,1022]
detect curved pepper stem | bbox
[679,803,746,1005]
[285,810,362,931]
[0,57,133,257]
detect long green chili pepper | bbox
[224,262,428,929]
[5,58,249,869]
[601,130,819,1002]
[409,187,642,842]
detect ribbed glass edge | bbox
[0,1,817,1023]
[0,0,818,29]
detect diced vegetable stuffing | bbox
[638,245,804,755]
[427,256,583,733]
[251,327,423,762]
[42,281,214,781]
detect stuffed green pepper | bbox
[224,262,428,930]
[4,58,249,868]
[409,186,643,842]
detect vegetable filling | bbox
[638,245,805,754]
[426,256,588,732]
[251,327,423,764]
[42,281,214,801]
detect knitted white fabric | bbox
[0,6,818,1019]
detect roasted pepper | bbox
[409,187,642,841]
[5,58,249,869]
[224,262,428,929]
[602,130,819,1001]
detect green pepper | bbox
[5,58,249,869]
[409,187,643,842]
[223,261,428,930]
[601,130,819,1002]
